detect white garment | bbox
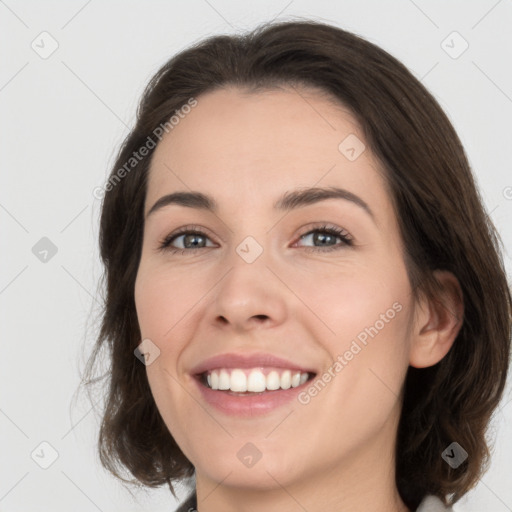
[417,495,454,511]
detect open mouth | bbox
[196,367,317,395]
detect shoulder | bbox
[416,495,454,512]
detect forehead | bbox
[146,86,390,217]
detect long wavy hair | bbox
[81,19,512,510]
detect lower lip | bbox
[192,375,313,417]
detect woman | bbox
[83,20,511,511]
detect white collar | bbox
[416,495,454,511]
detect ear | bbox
[409,270,464,368]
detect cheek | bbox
[292,262,412,404]
[134,263,210,404]
[134,267,200,451]
[288,260,408,342]
[134,264,203,341]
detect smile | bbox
[190,352,318,416]
[200,367,313,393]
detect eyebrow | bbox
[146,186,375,222]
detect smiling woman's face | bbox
[134,86,425,505]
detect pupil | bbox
[186,234,203,248]
[315,233,333,245]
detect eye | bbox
[294,224,353,252]
[158,225,216,254]
[157,223,354,255]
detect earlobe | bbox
[409,270,464,369]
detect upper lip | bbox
[190,352,317,376]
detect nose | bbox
[209,251,288,333]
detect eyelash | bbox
[157,224,354,255]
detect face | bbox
[134,86,418,497]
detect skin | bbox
[134,86,463,512]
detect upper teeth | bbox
[206,368,310,392]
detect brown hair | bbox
[81,19,512,510]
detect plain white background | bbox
[1,1,511,511]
